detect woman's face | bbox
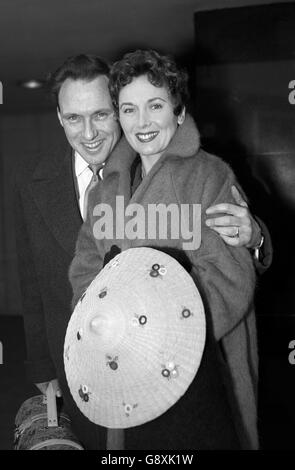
[118,75,184,162]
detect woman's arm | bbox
[69,198,104,310]
[175,162,256,341]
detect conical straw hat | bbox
[64,247,206,428]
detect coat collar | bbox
[30,144,82,257]
[103,114,201,178]
[163,113,201,159]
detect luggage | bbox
[14,383,83,450]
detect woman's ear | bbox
[177,106,186,125]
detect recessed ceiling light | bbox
[19,79,44,89]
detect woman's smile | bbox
[135,131,159,143]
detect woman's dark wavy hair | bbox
[109,49,189,116]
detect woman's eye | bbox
[151,103,163,110]
[122,107,134,114]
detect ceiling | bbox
[0,0,291,113]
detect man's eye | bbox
[94,112,109,120]
[67,115,79,123]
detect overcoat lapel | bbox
[30,146,82,257]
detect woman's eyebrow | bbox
[120,97,167,109]
[120,102,134,109]
[148,97,166,103]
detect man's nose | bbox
[83,119,98,140]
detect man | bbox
[14,54,271,450]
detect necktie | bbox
[82,164,102,220]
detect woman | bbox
[69,50,257,449]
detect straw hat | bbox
[64,247,206,428]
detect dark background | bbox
[0,0,294,450]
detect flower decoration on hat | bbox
[181,307,193,319]
[149,263,167,278]
[161,361,179,380]
[76,328,83,341]
[64,247,206,429]
[98,287,108,299]
[132,313,148,327]
[78,384,91,402]
[106,355,119,371]
[123,402,138,417]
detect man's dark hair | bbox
[47,54,110,108]
[109,49,189,116]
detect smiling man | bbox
[57,75,120,167]
[14,54,121,450]
[14,54,271,451]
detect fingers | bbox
[206,203,248,217]
[218,234,242,246]
[206,215,242,228]
[231,185,248,207]
[208,220,252,246]
[207,225,240,238]
[204,187,254,248]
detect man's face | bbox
[57,76,121,166]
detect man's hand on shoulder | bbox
[205,185,263,249]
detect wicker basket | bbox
[14,384,83,450]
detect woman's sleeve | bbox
[185,167,256,341]
[69,209,103,310]
[252,216,273,274]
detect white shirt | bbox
[74,152,92,219]
[74,152,104,220]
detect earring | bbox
[177,108,186,125]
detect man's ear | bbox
[57,107,64,128]
[177,106,186,125]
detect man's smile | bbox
[82,139,104,151]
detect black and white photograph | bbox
[0,0,294,455]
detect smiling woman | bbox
[110,50,187,175]
[118,75,185,174]
[69,50,258,450]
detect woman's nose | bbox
[138,109,150,128]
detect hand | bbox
[35,378,62,397]
[205,185,262,248]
